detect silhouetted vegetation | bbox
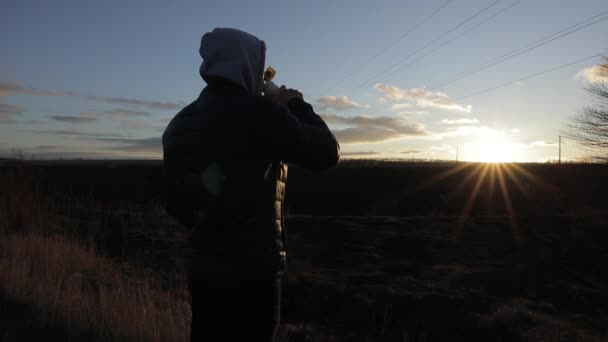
[1,160,608,341]
[565,58,608,162]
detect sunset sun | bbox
[468,129,521,163]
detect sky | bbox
[1,0,607,162]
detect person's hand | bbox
[276,86,303,106]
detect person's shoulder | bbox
[248,95,282,109]
[245,95,290,118]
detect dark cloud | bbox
[341,151,381,156]
[79,96,182,110]
[0,82,26,96]
[81,108,151,117]
[36,129,125,138]
[321,114,429,144]
[36,145,59,150]
[0,148,121,160]
[98,137,161,153]
[0,102,24,115]
[400,150,422,154]
[0,102,24,123]
[0,80,183,110]
[50,115,98,123]
[19,119,44,125]
[0,81,67,97]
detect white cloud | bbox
[391,103,413,110]
[373,83,471,113]
[396,110,428,115]
[321,114,429,144]
[529,141,558,147]
[441,118,479,125]
[429,144,453,151]
[317,96,367,110]
[435,125,486,138]
[576,65,608,83]
[511,128,520,133]
[341,151,381,156]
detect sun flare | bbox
[467,129,521,163]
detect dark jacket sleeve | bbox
[254,97,340,170]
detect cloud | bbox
[0,80,183,110]
[373,83,471,113]
[433,125,495,139]
[50,115,97,123]
[35,129,125,138]
[321,113,429,144]
[429,144,453,151]
[576,65,608,83]
[400,150,422,154]
[317,96,367,110]
[0,102,24,116]
[119,120,151,129]
[511,128,520,133]
[81,108,151,117]
[441,118,479,125]
[391,103,413,110]
[80,96,183,110]
[36,145,60,150]
[0,102,24,123]
[341,151,381,156]
[0,81,67,97]
[396,110,428,115]
[530,141,558,147]
[97,137,161,153]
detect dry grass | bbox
[0,233,191,342]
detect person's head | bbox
[199,28,266,95]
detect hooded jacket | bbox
[162,28,340,282]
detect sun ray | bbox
[414,162,475,191]
[496,164,522,244]
[501,163,533,202]
[487,164,498,213]
[508,163,547,188]
[454,163,491,240]
[446,163,486,199]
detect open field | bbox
[1,160,607,341]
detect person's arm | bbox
[255,97,340,170]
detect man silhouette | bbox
[162,28,339,341]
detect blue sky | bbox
[1,0,607,161]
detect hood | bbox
[199,28,266,95]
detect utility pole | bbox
[456,146,459,163]
[558,135,562,164]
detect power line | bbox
[320,0,455,95]
[382,0,521,83]
[343,0,503,97]
[364,11,608,115]
[453,53,604,100]
[429,10,608,90]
